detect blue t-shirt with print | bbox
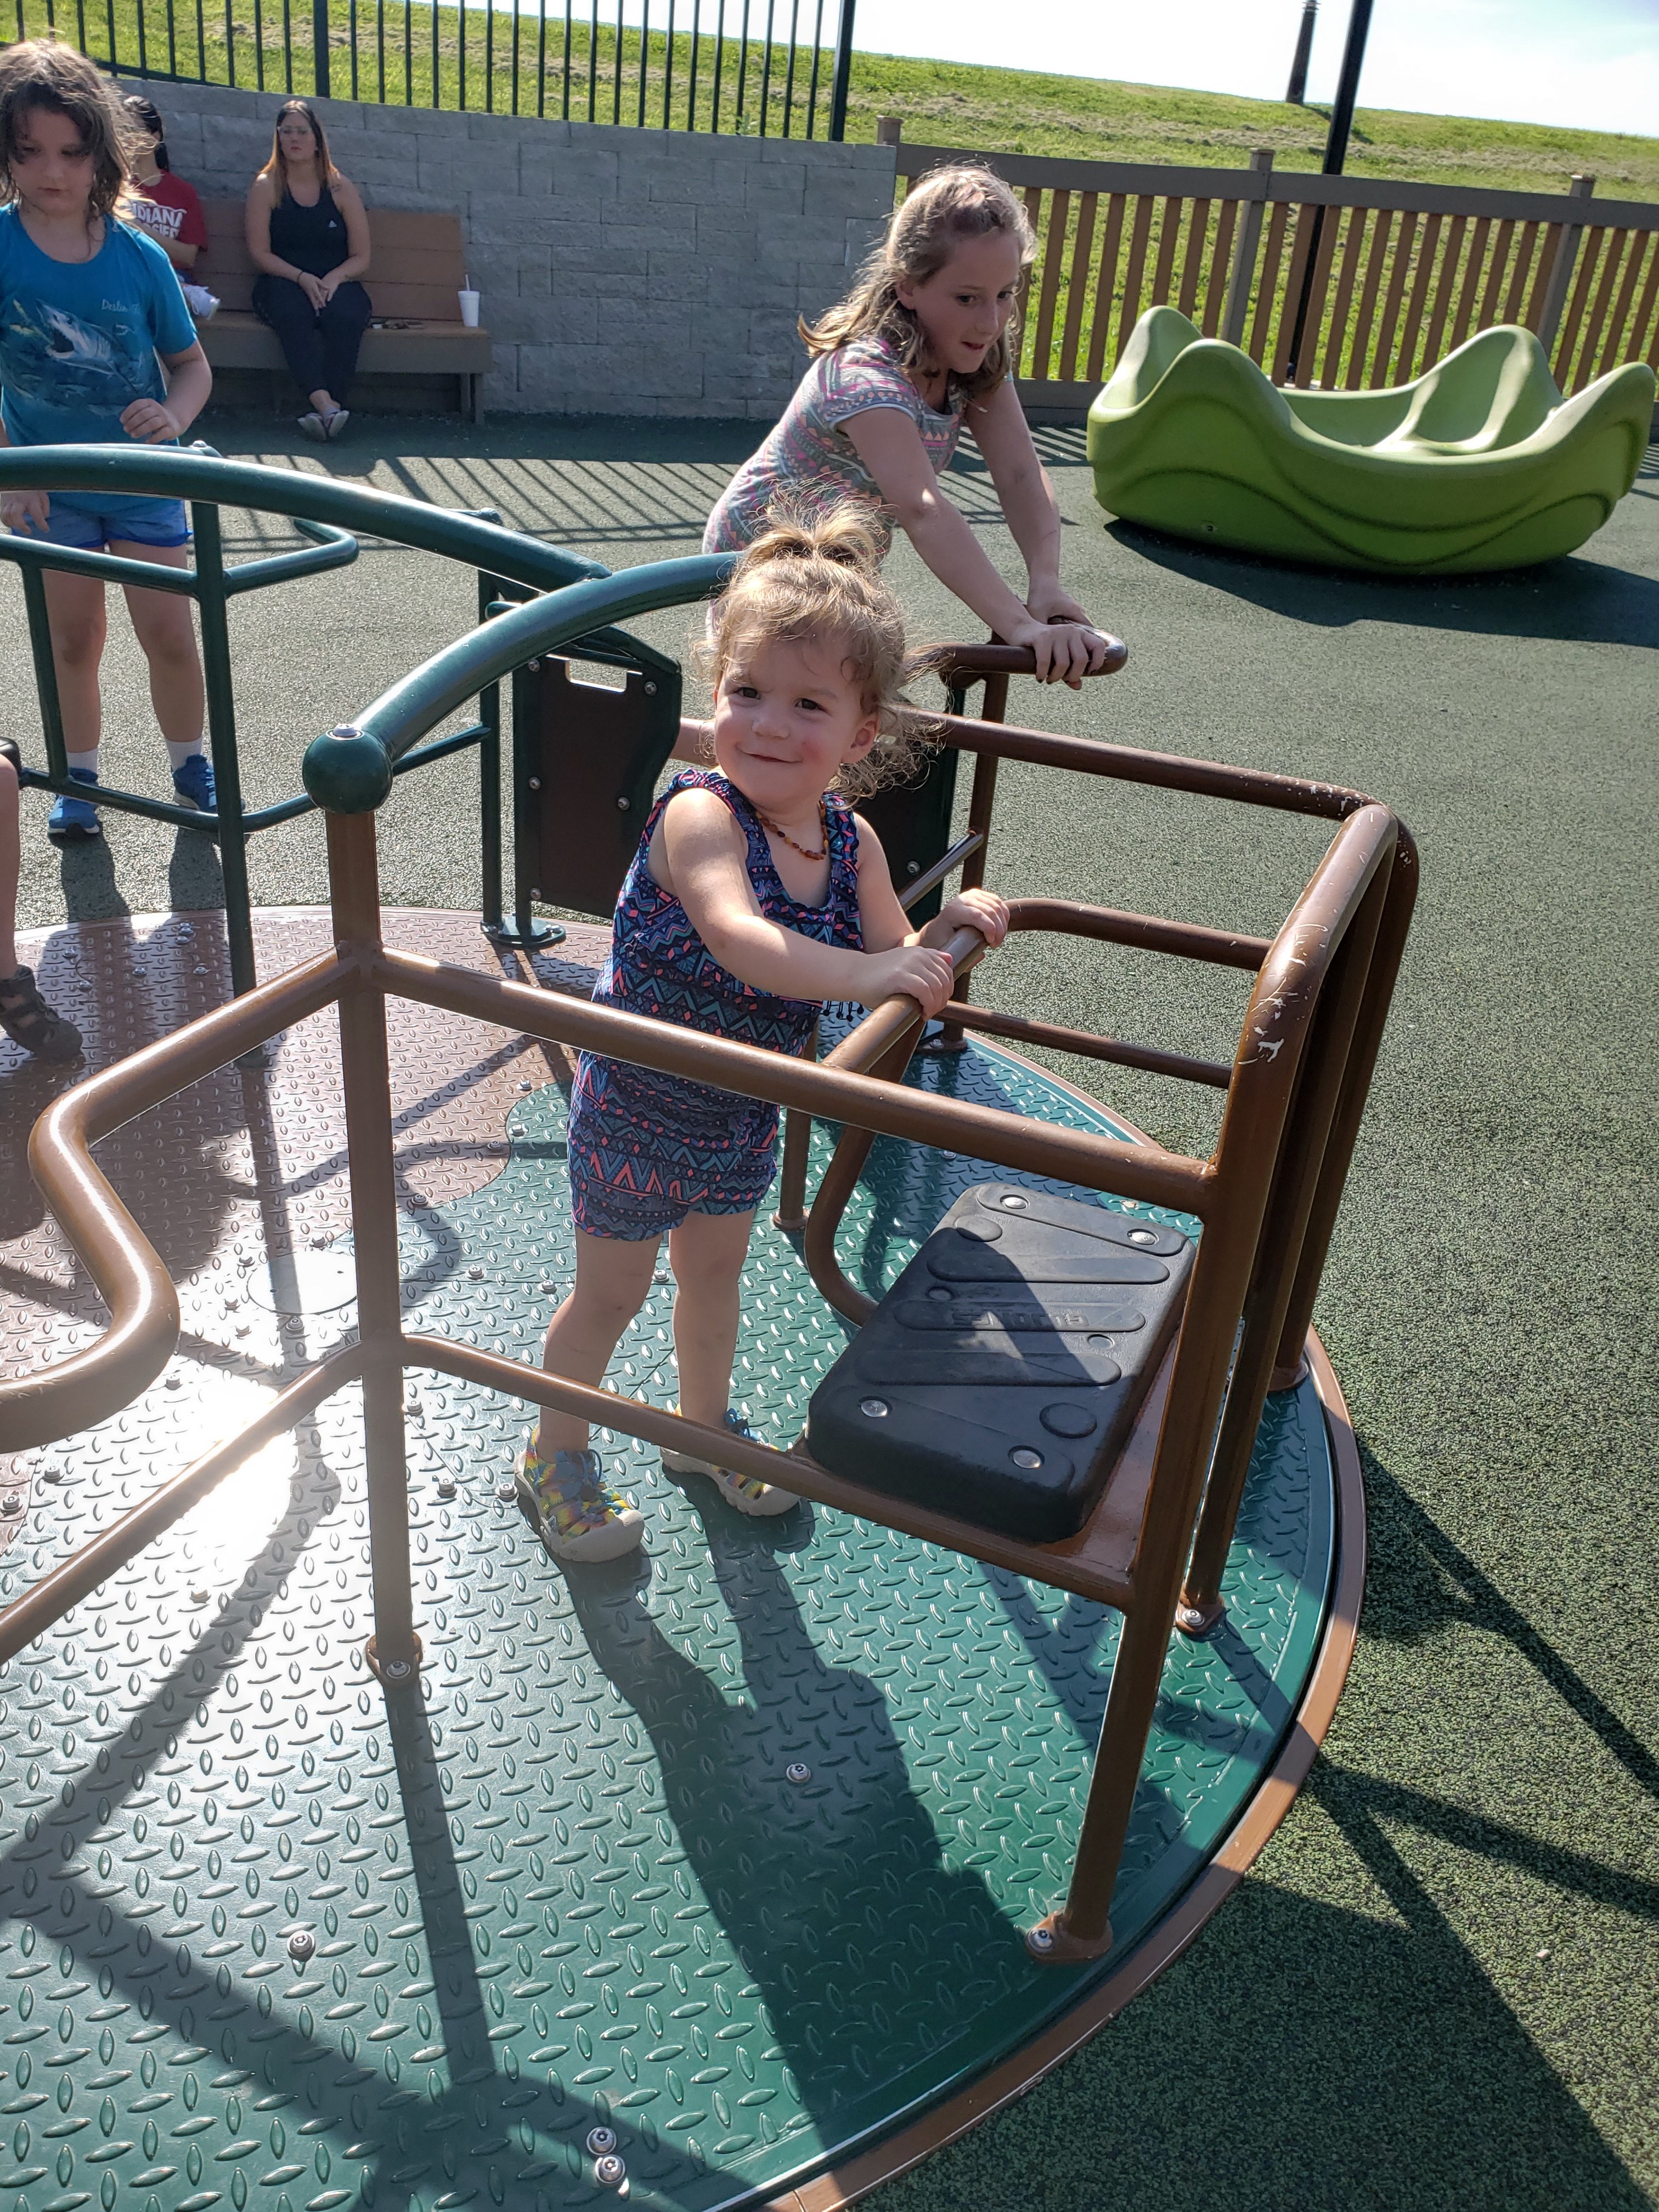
[0,206,195,450]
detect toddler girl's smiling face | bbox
[713,631,878,818]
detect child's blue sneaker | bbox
[46,768,100,843]
[662,1407,798,1518]
[172,753,217,814]
[515,1438,645,1562]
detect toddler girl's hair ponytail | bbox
[736,501,885,578]
[0,40,138,224]
[701,501,937,802]
[801,162,1035,404]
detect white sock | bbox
[166,740,205,770]
[66,749,98,777]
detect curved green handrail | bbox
[0,444,610,591]
[0,444,622,992]
[304,554,733,809]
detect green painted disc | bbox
[0,1037,1333,2211]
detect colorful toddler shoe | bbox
[515,1437,645,1562]
[47,768,100,842]
[0,966,82,1062]
[662,1408,798,1518]
[172,752,218,814]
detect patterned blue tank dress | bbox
[567,768,864,1240]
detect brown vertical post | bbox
[771,1020,820,1232]
[1177,853,1391,1630]
[328,809,421,1689]
[938,676,1006,1047]
[1268,827,1419,1385]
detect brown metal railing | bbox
[884,127,1659,405]
[0,622,1413,1962]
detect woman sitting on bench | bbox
[245,99,371,442]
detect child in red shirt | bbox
[122,94,216,321]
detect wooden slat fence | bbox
[882,127,1659,414]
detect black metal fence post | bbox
[190,501,260,1003]
[314,0,330,95]
[827,0,854,141]
[1286,0,1373,379]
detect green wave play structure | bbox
[1086,307,1656,573]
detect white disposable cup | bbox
[458,289,481,328]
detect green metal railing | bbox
[0,444,627,1000]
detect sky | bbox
[848,0,1659,138]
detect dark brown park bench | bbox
[195,201,493,422]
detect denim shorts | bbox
[12,490,190,551]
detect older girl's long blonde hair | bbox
[800,163,1035,405]
[699,503,936,802]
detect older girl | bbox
[0,39,215,843]
[245,99,371,441]
[520,507,1009,1562]
[706,164,1110,687]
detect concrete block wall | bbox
[123,79,898,416]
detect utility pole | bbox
[1285,0,1374,380]
[1321,0,1374,176]
[1285,0,1317,105]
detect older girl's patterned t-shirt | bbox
[703,332,964,560]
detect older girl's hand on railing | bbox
[1009,612,1116,688]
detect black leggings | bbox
[252,275,371,407]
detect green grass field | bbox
[22,0,1659,201]
[846,55,1659,199]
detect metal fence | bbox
[885,129,1659,405]
[13,0,856,134]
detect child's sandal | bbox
[662,1409,798,1519]
[0,967,82,1063]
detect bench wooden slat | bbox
[198,200,467,309]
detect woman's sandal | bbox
[0,967,82,1062]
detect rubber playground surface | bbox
[4,412,1658,2209]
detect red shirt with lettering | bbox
[126,172,209,261]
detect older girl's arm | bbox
[842,407,1047,653]
[968,380,1108,651]
[661,788,955,1013]
[121,341,212,442]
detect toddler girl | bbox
[520,507,1009,1562]
[706,163,1110,690]
[0,40,216,844]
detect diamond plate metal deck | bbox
[0,911,1336,2212]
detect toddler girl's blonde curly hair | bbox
[699,502,936,803]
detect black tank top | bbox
[269,184,352,278]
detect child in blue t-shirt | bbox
[0,41,216,844]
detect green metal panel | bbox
[0,1039,1334,2210]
